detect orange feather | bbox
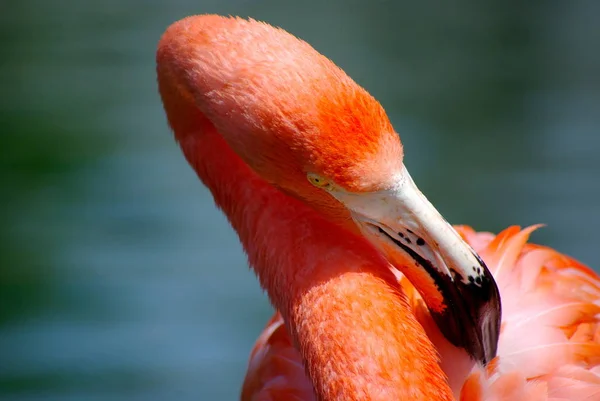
[244,226,600,400]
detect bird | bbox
[156,14,600,401]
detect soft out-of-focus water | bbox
[1,1,599,400]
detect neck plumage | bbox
[160,82,454,400]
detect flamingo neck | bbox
[160,83,453,400]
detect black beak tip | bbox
[374,225,502,364]
[430,259,502,365]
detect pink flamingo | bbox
[156,15,600,400]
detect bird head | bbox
[157,15,501,365]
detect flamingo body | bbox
[243,226,600,400]
[156,15,600,401]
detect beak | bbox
[331,165,501,365]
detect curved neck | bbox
[159,75,454,401]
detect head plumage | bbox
[157,15,403,192]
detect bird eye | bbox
[307,173,333,190]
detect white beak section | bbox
[328,164,501,365]
[332,165,482,288]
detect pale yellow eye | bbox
[307,173,333,190]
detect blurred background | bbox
[1,1,599,400]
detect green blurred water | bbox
[1,1,599,400]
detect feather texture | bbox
[243,226,600,400]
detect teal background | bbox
[2,1,599,400]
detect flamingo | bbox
[156,15,600,400]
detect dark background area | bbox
[1,1,599,400]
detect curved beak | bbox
[331,165,501,365]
